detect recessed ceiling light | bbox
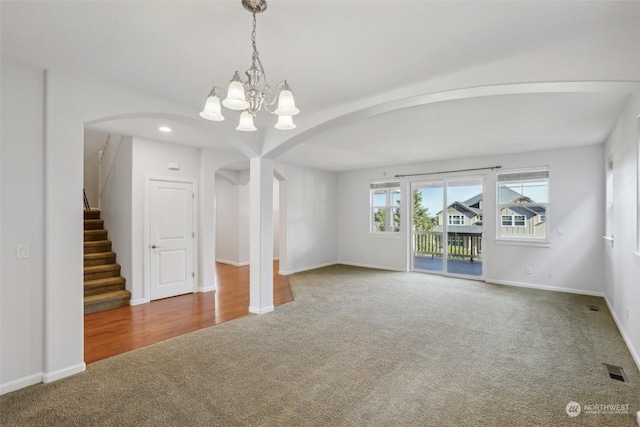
[159,126,172,132]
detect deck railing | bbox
[413,231,482,261]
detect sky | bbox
[419,184,481,218]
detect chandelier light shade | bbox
[223,72,250,111]
[237,111,258,131]
[274,83,300,116]
[199,0,299,131]
[275,114,296,130]
[199,88,224,121]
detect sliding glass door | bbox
[411,178,484,278]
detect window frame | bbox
[370,180,401,236]
[448,214,464,225]
[496,167,549,243]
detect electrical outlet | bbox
[525,267,532,274]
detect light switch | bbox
[556,227,564,235]
[17,244,29,259]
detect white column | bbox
[249,157,274,314]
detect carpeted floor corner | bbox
[1,265,638,426]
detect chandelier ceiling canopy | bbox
[199,0,299,131]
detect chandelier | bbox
[199,0,299,131]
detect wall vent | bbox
[603,364,628,383]
[588,305,600,312]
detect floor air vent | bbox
[603,364,628,383]
[588,305,600,312]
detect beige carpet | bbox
[1,265,638,426]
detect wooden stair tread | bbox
[84,290,130,303]
[85,276,126,286]
[84,263,121,273]
[84,240,111,246]
[84,252,116,260]
[83,209,130,314]
[84,219,104,230]
[84,209,101,219]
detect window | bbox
[448,214,463,225]
[371,181,400,234]
[497,168,549,240]
[501,215,525,227]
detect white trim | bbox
[215,258,249,267]
[129,298,149,306]
[338,261,406,272]
[249,305,274,314]
[0,373,43,396]
[494,239,550,248]
[604,296,640,373]
[43,362,86,383]
[197,285,216,293]
[279,261,340,275]
[369,232,401,239]
[485,279,604,297]
[633,251,640,260]
[602,235,614,248]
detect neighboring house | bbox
[434,188,546,239]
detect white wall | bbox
[0,62,45,393]
[83,129,105,208]
[604,94,640,370]
[273,177,280,259]
[100,137,133,296]
[337,144,605,295]
[0,60,223,394]
[83,129,123,209]
[130,138,202,303]
[276,162,338,274]
[215,173,241,265]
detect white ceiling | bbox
[2,1,639,171]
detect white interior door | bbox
[149,180,194,300]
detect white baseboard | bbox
[604,296,640,374]
[249,305,274,315]
[279,261,340,276]
[338,261,406,272]
[215,258,249,267]
[197,285,216,293]
[636,410,639,426]
[43,362,86,383]
[0,372,43,396]
[129,298,149,306]
[485,279,605,297]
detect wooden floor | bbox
[84,262,294,364]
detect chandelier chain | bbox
[251,13,271,95]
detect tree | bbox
[413,189,433,231]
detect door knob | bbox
[151,244,161,249]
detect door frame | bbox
[410,174,485,280]
[144,175,199,302]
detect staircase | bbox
[84,210,131,314]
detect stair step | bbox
[84,229,108,241]
[84,290,131,314]
[84,251,117,267]
[84,209,101,220]
[84,219,104,230]
[84,263,121,281]
[84,276,126,296]
[84,240,112,254]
